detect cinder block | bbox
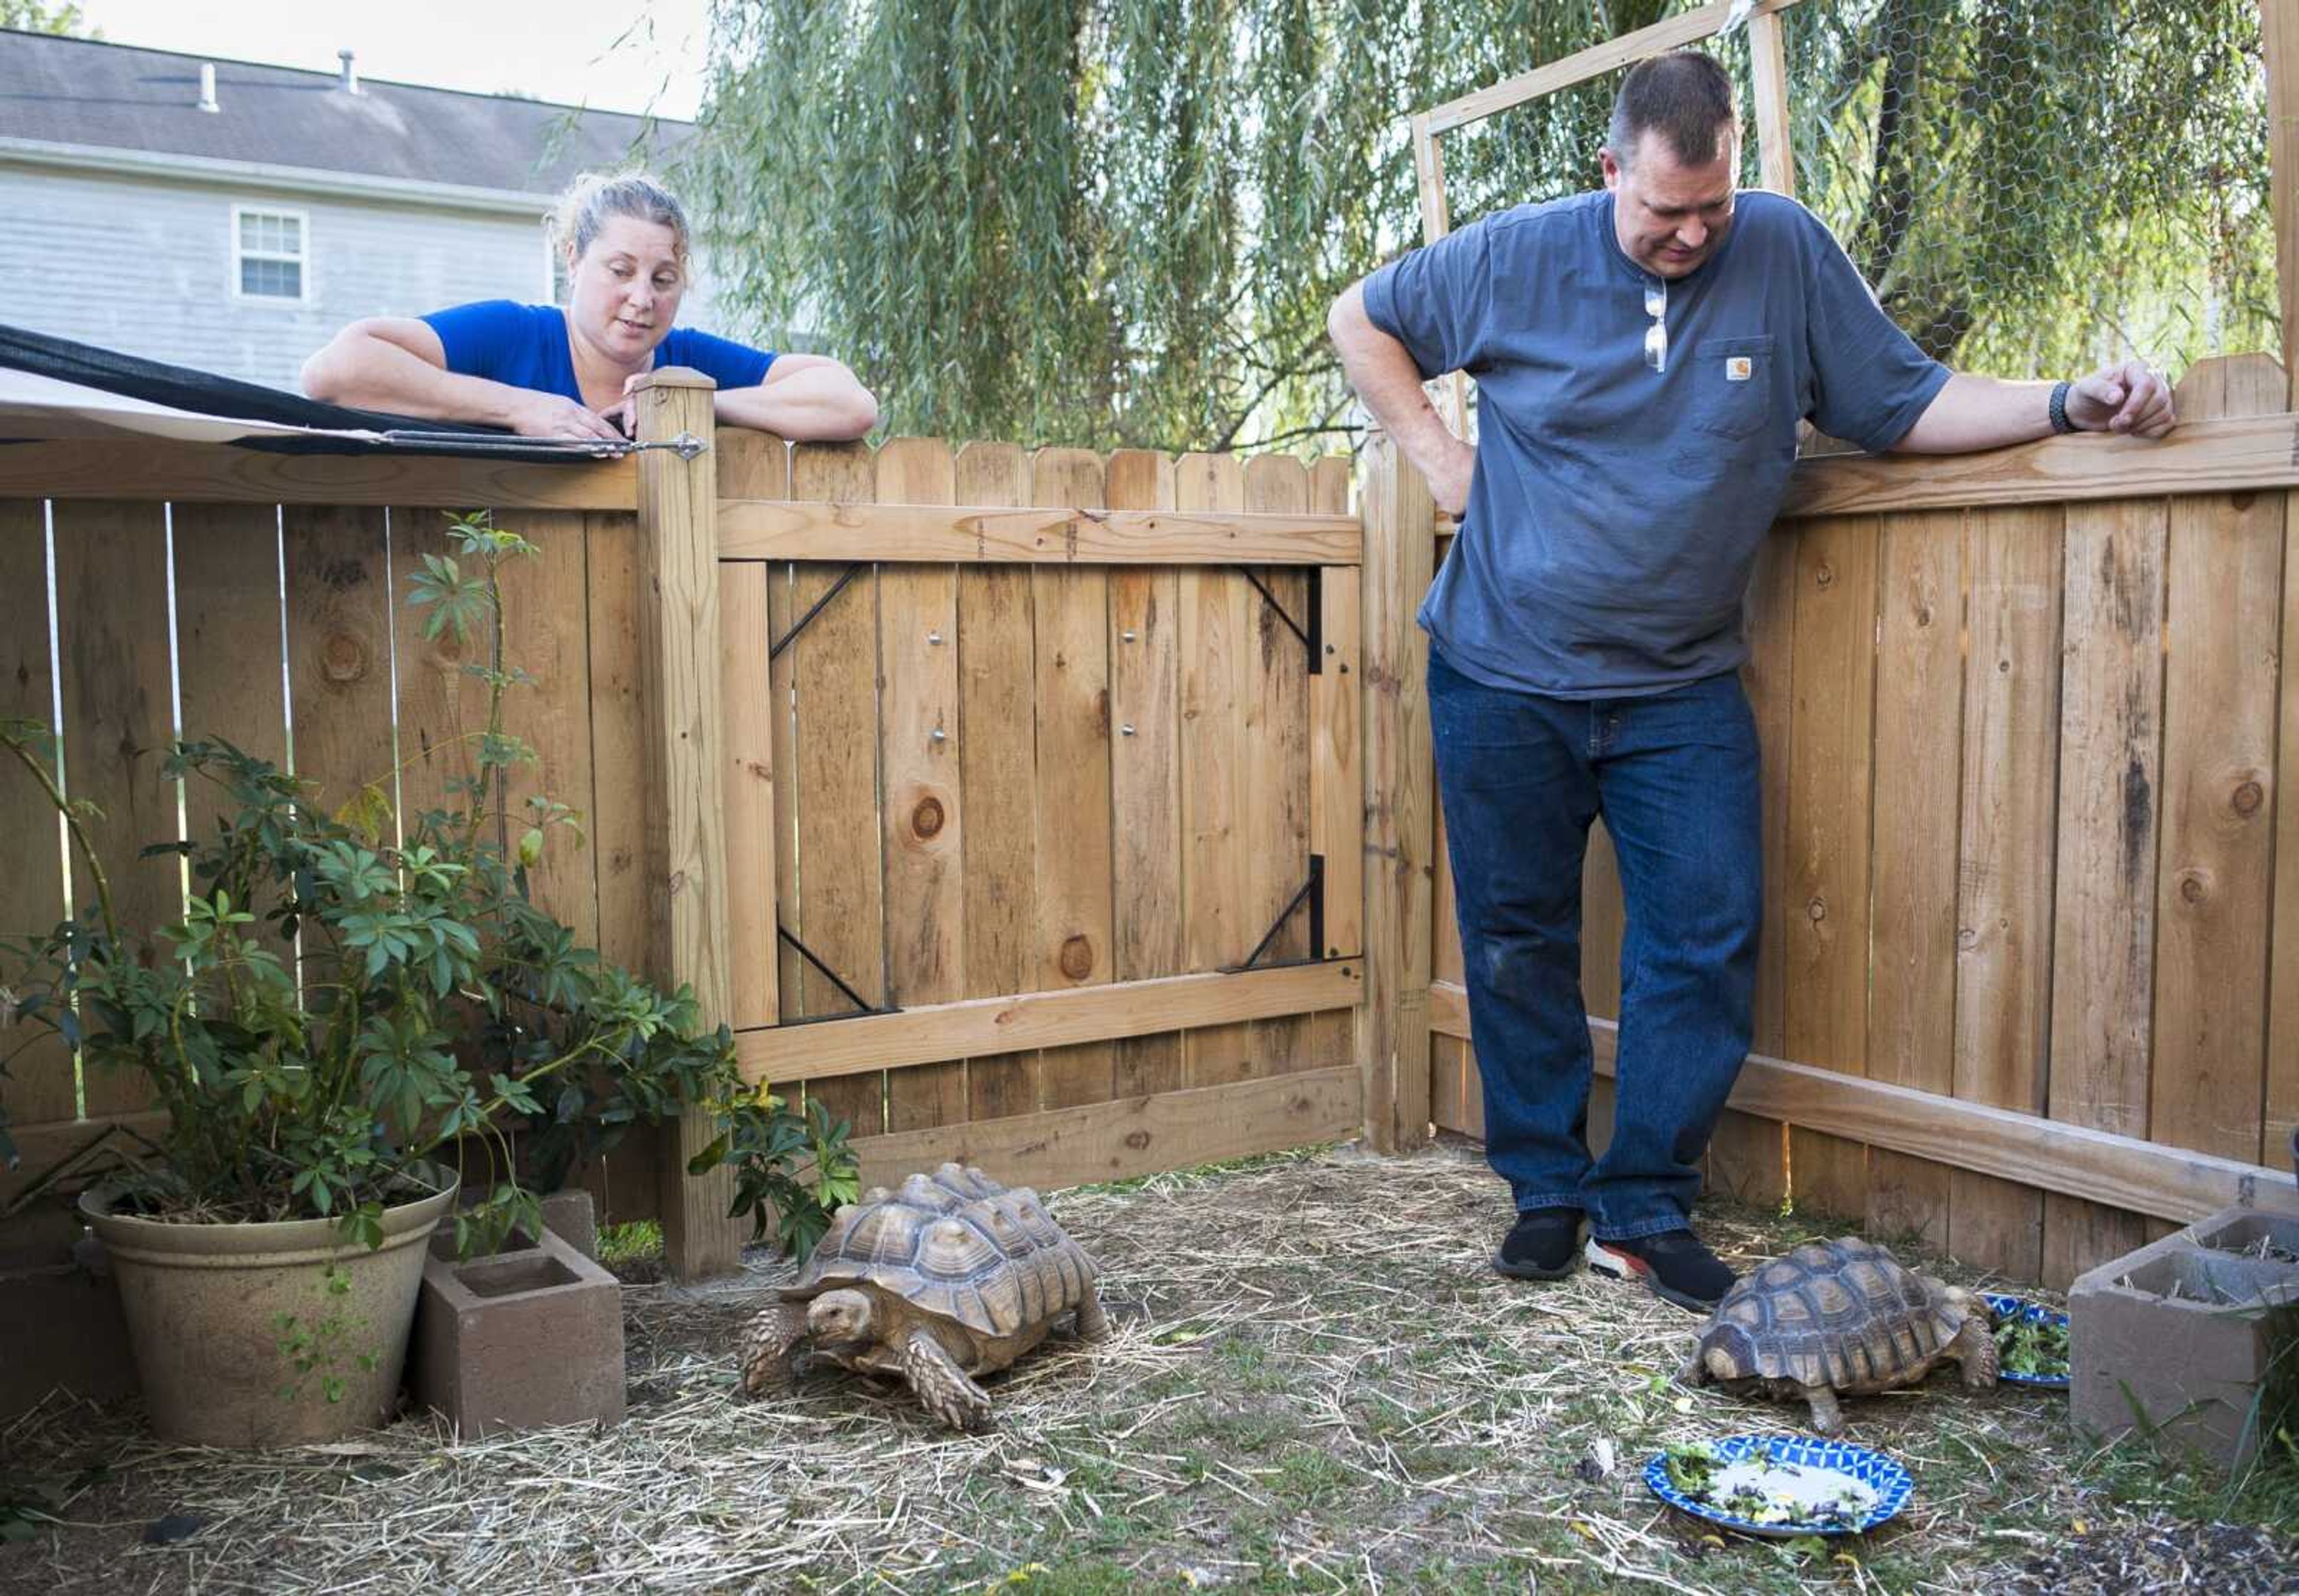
[410,1221,625,1438]
[0,1222,137,1418]
[540,1188,598,1260]
[2069,1206,2299,1471]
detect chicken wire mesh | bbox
[1432,0,2277,384]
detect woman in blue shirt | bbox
[301,172,876,444]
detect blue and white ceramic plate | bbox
[1643,1434,1913,1539]
[1984,1292,2072,1390]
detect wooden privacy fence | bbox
[0,375,1370,1279]
[1411,354,2299,1289]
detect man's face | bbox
[1602,126,1738,278]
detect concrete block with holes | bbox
[410,1221,624,1439]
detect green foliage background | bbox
[680,0,2274,453]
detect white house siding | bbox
[2,162,740,393]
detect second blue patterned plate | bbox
[1644,1433,1914,1539]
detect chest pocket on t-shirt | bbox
[1690,335,1776,441]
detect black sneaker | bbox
[1586,1229,1737,1312]
[1493,1207,1582,1281]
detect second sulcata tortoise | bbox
[739,1163,1106,1430]
[1678,1234,1998,1434]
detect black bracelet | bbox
[2048,379,2077,435]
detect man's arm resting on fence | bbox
[1891,359,2176,453]
[1329,281,1476,515]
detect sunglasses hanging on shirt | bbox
[1643,278,1668,374]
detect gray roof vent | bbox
[197,62,218,113]
[338,50,359,95]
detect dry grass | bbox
[1,1140,2294,1594]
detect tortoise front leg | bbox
[740,1300,812,1396]
[899,1327,993,1432]
[1949,1311,2001,1389]
[1073,1285,1111,1343]
[1798,1383,1845,1436]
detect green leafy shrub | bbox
[0,512,851,1259]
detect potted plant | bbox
[0,512,851,1446]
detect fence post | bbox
[632,369,745,1281]
[1356,432,1436,1152]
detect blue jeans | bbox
[1428,646,1761,1240]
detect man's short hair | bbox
[1608,51,1739,167]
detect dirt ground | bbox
[2,1140,2295,1594]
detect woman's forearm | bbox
[302,332,528,427]
[715,365,878,441]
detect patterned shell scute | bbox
[1700,1235,1949,1389]
[790,1163,1092,1339]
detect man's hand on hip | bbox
[1429,441,1476,518]
[2067,359,2176,438]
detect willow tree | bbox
[681,0,2273,451]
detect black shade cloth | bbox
[0,322,618,462]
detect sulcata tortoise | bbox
[1678,1234,1998,1434]
[739,1163,1106,1430]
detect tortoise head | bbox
[807,1288,877,1349]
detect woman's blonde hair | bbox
[548,171,691,263]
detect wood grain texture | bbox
[735,963,1362,1084]
[1428,987,2298,1225]
[1865,511,1964,1251]
[1423,0,1802,132]
[0,441,635,509]
[1242,454,1315,1078]
[1784,515,1881,1221]
[51,501,178,1118]
[1952,505,2061,1279]
[1781,415,2299,519]
[1712,526,1797,1208]
[957,443,1042,1121]
[1357,435,1434,1149]
[1177,453,1255,1088]
[1106,450,1185,1099]
[876,438,967,1130]
[847,1066,1361,1198]
[1028,448,1116,1110]
[717,497,1358,565]
[633,378,742,1279]
[0,501,72,1133]
[785,442,886,1144]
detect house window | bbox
[234,208,307,301]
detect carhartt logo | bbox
[1725,357,1753,382]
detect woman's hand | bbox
[502,389,629,444]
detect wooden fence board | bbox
[1106,450,1185,1099]
[716,432,786,1039]
[53,502,177,1119]
[1783,515,1881,1221]
[1955,506,2061,1282]
[1178,453,1255,1088]
[1866,510,1964,1251]
[1027,449,1116,1110]
[787,444,885,1141]
[716,499,1359,566]
[1711,527,1797,1208]
[2045,496,2168,1282]
[1308,457,1360,1073]
[2148,451,2280,1166]
[957,443,1042,1120]
[877,438,968,1131]
[0,501,72,1139]
[1242,454,1316,1078]
[172,503,287,843]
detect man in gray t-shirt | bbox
[1329,50,2173,1312]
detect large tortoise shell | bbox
[1695,1234,1955,1390]
[785,1163,1094,1340]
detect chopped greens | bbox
[1992,1306,2071,1379]
[1660,1445,1872,1530]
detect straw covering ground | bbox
[2,1142,2294,1592]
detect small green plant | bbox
[0,512,851,1259]
[272,1264,375,1404]
[1992,1307,2072,1379]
